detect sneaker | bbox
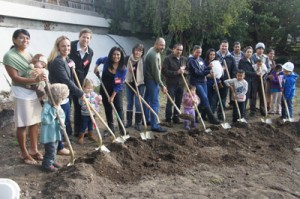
[44,165,58,172]
[151,127,167,133]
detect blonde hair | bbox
[48,35,70,64]
[82,78,94,89]
[50,83,69,105]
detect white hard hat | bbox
[255,42,265,49]
[282,62,294,72]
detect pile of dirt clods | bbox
[42,120,300,198]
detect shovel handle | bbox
[165,91,182,114]
[223,59,231,79]
[45,82,75,165]
[259,72,268,118]
[213,76,226,121]
[229,86,242,119]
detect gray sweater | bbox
[224,78,248,102]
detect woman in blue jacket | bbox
[188,45,220,124]
[96,47,127,134]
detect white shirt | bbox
[76,42,89,59]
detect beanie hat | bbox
[282,62,294,72]
[255,42,265,50]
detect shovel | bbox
[278,79,294,122]
[45,82,75,166]
[98,77,129,141]
[259,72,272,124]
[213,76,231,129]
[70,66,115,150]
[229,86,247,123]
[125,81,161,124]
[128,61,153,140]
[181,73,212,133]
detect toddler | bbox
[182,85,199,130]
[78,78,102,144]
[224,69,248,123]
[40,83,69,172]
[268,64,283,115]
[279,62,298,119]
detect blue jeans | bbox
[79,115,93,133]
[144,80,160,129]
[212,85,228,119]
[282,98,293,118]
[126,84,145,113]
[193,82,209,108]
[42,141,58,169]
[61,101,72,136]
[165,84,184,121]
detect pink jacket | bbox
[183,92,199,108]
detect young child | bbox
[40,83,69,172]
[279,62,298,119]
[27,54,48,99]
[224,69,248,123]
[182,85,200,130]
[78,78,102,144]
[268,64,283,115]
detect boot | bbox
[125,111,133,128]
[77,133,85,144]
[191,120,197,128]
[88,131,97,142]
[200,107,208,121]
[205,107,220,124]
[135,113,142,131]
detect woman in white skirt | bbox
[3,29,47,165]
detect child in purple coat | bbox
[268,64,283,115]
[182,85,200,130]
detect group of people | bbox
[3,28,298,172]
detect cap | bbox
[255,42,265,50]
[282,62,294,72]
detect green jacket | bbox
[144,47,164,87]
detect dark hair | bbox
[275,64,282,71]
[220,40,228,45]
[243,46,253,52]
[233,41,240,46]
[256,59,262,63]
[237,69,245,74]
[173,43,183,49]
[11,29,30,49]
[192,45,201,52]
[107,46,125,70]
[267,48,275,54]
[205,48,217,62]
[132,43,144,57]
[189,84,196,90]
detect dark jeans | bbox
[212,85,228,119]
[61,101,72,136]
[250,79,265,113]
[42,141,58,169]
[126,84,145,113]
[282,98,293,118]
[79,115,93,134]
[73,95,82,136]
[233,101,245,122]
[101,88,124,129]
[165,84,184,121]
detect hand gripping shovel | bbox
[125,81,160,124]
[229,85,247,123]
[278,79,294,122]
[212,60,231,129]
[45,82,75,165]
[70,64,113,150]
[98,77,129,141]
[259,71,272,124]
[180,73,212,133]
[128,61,153,140]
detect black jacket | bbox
[48,55,83,98]
[238,58,257,83]
[216,51,237,81]
[69,40,94,85]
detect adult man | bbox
[231,41,244,67]
[68,28,94,137]
[144,38,168,132]
[162,43,187,125]
[251,42,270,72]
[216,40,237,120]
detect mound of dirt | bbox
[42,120,300,198]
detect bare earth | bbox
[0,103,300,199]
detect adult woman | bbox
[48,36,84,155]
[3,29,46,164]
[96,47,127,134]
[204,48,218,114]
[188,45,219,124]
[124,44,145,131]
[238,46,255,114]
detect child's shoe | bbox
[191,121,197,128]
[53,162,63,168]
[88,131,98,142]
[77,133,85,144]
[44,165,58,172]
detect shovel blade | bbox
[145,131,154,139]
[238,118,247,123]
[99,145,110,153]
[221,123,231,129]
[115,136,125,144]
[140,132,147,140]
[205,128,212,133]
[122,134,130,141]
